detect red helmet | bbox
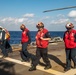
[65,22,74,28]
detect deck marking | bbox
[64,69,76,75]
[0,55,64,75]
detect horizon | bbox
[9,30,65,32]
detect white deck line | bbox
[0,55,64,75]
[0,55,76,75]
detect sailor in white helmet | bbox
[63,22,76,71]
[0,26,8,57]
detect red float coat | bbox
[21,28,29,43]
[63,29,76,48]
[36,28,49,48]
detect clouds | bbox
[0,13,35,25]
[0,11,76,31]
[23,13,34,18]
[0,13,35,31]
[48,10,76,25]
[50,18,69,25]
[0,17,28,25]
[0,13,35,24]
[68,10,76,18]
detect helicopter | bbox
[43,6,76,13]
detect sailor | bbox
[63,22,76,71]
[29,22,51,71]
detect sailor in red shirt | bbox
[20,24,31,62]
[29,22,51,71]
[63,22,76,71]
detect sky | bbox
[0,0,76,31]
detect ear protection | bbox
[20,24,26,31]
[65,22,74,29]
[36,25,44,28]
[36,22,44,28]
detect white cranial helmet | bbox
[65,22,74,28]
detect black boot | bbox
[44,65,51,70]
[64,67,71,71]
[2,55,8,58]
[29,66,36,71]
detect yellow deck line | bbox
[0,55,64,75]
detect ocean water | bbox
[9,31,64,44]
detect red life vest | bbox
[36,28,49,48]
[21,28,29,43]
[64,29,76,48]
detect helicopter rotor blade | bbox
[43,6,76,13]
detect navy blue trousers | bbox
[21,42,31,61]
[65,48,76,68]
[0,43,8,56]
[32,47,50,67]
[4,40,12,53]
